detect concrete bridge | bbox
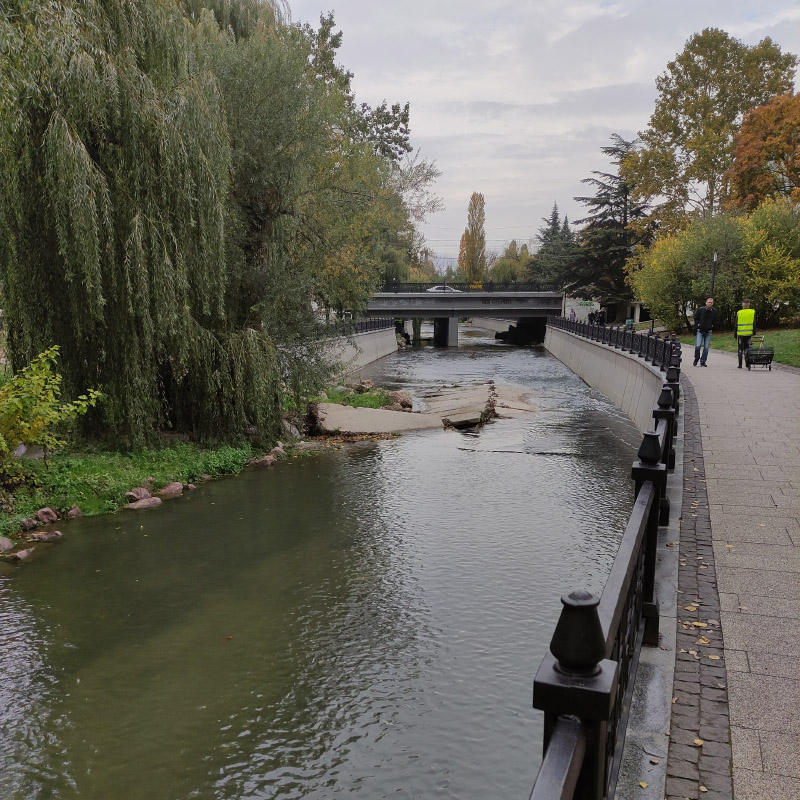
[366,284,565,345]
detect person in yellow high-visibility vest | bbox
[734,299,756,369]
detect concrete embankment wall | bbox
[335,322,411,375]
[544,326,666,433]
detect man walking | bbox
[734,299,756,369]
[693,297,718,366]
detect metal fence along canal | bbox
[529,319,682,799]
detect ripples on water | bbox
[0,326,639,799]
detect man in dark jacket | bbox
[693,297,718,366]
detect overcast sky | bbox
[287,1,800,262]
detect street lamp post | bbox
[710,251,718,297]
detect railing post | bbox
[655,384,677,472]
[666,364,681,420]
[658,338,668,371]
[533,590,619,800]
[631,432,666,646]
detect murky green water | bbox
[0,326,640,799]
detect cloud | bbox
[290,0,800,257]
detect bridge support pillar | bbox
[433,317,459,347]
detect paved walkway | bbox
[670,344,800,800]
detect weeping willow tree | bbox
[180,0,288,41]
[0,0,283,444]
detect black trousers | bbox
[737,336,751,367]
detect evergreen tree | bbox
[529,203,578,284]
[568,135,654,317]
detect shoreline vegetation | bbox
[0,382,396,545]
[0,380,538,552]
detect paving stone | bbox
[716,568,800,600]
[700,740,732,760]
[719,613,800,657]
[670,727,708,746]
[669,742,701,763]
[759,731,800,779]
[665,776,700,798]
[699,708,729,727]
[698,665,727,683]
[717,543,800,573]
[668,759,700,780]
[700,686,727,702]
[698,724,731,744]
[716,503,799,518]
[672,705,701,726]
[726,594,800,619]
[730,727,762,771]
[723,649,749,673]
[711,520,794,545]
[732,768,800,800]
[700,753,733,775]
[745,651,800,680]
[699,771,733,793]
[728,673,800,734]
[675,691,700,708]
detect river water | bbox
[0,325,640,800]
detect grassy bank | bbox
[678,328,800,368]
[0,441,259,538]
[0,371,402,541]
[323,385,399,408]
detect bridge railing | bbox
[376,280,559,293]
[529,317,682,800]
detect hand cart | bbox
[745,335,774,370]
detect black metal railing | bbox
[322,317,397,336]
[548,316,682,374]
[529,318,682,800]
[351,317,396,334]
[377,280,558,293]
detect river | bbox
[0,325,640,799]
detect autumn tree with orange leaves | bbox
[726,92,800,211]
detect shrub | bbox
[0,346,101,463]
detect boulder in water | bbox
[126,497,163,510]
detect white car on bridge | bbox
[425,285,462,293]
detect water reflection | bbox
[0,327,638,798]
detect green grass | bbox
[678,328,800,368]
[0,441,257,537]
[323,387,397,408]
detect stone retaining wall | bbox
[544,326,666,433]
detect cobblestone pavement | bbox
[666,377,733,800]
[671,346,800,800]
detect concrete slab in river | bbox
[313,383,540,435]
